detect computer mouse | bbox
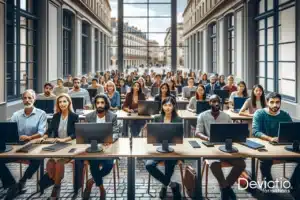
[258,148,268,152]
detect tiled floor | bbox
[0,158,297,199]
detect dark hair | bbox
[237,81,248,97]
[130,81,142,95]
[92,78,98,83]
[145,75,151,82]
[44,82,53,89]
[196,84,206,100]
[219,75,225,82]
[160,96,178,121]
[251,84,266,108]
[159,83,171,97]
[72,77,80,83]
[94,94,111,111]
[188,77,195,82]
[266,92,281,102]
[155,74,162,78]
[169,80,176,90]
[202,73,208,80]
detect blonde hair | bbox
[55,93,74,113]
[105,80,116,93]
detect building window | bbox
[210,22,217,72]
[82,21,89,74]
[227,14,235,75]
[63,10,73,77]
[6,0,38,101]
[95,28,99,72]
[255,0,296,100]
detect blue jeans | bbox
[89,160,114,186]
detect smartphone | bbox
[68,148,76,153]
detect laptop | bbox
[270,122,300,145]
[138,100,160,116]
[176,85,182,94]
[34,99,55,114]
[71,97,84,112]
[170,90,177,97]
[214,90,229,103]
[151,87,160,97]
[233,97,248,113]
[196,101,211,115]
[0,122,22,145]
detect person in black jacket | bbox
[154,83,176,110]
[38,93,79,198]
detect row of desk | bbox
[1,138,298,199]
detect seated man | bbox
[87,78,104,94]
[151,74,162,88]
[0,89,47,199]
[205,74,221,95]
[182,77,197,99]
[63,74,73,88]
[195,95,246,200]
[83,94,118,200]
[68,77,91,109]
[253,92,300,195]
[36,82,56,100]
[53,78,69,96]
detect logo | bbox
[238,178,291,193]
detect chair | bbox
[18,160,40,192]
[147,160,185,197]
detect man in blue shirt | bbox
[0,89,47,199]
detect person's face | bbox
[268,97,281,113]
[57,80,63,87]
[210,99,220,112]
[156,76,161,82]
[44,85,53,96]
[161,85,168,94]
[92,80,97,87]
[163,102,174,115]
[96,98,106,113]
[228,77,234,85]
[254,87,263,98]
[188,79,194,87]
[82,77,87,83]
[73,80,81,89]
[210,77,216,84]
[68,76,72,81]
[238,84,245,93]
[58,96,69,112]
[120,80,125,86]
[22,92,34,109]
[138,79,144,87]
[133,83,140,92]
[220,76,225,83]
[197,86,205,96]
[107,83,114,92]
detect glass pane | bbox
[149,33,169,46]
[259,0,265,14]
[279,62,295,80]
[259,20,264,29]
[149,0,171,2]
[279,0,290,5]
[259,78,265,89]
[20,28,27,45]
[279,79,295,98]
[28,46,35,62]
[267,17,273,27]
[267,62,274,78]
[267,45,273,61]
[259,46,265,61]
[149,18,171,32]
[124,0,147,2]
[259,62,265,76]
[267,0,273,10]
[279,43,295,61]
[124,18,147,32]
[279,6,295,43]
[259,30,264,45]
[20,45,26,62]
[149,4,171,16]
[28,30,34,45]
[267,79,274,92]
[20,0,27,10]
[267,28,273,44]
[124,4,147,17]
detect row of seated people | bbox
[1,86,300,200]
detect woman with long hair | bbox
[199,73,209,85]
[138,77,150,98]
[229,81,248,106]
[154,83,175,110]
[38,93,79,198]
[145,75,153,87]
[187,84,206,112]
[239,84,266,117]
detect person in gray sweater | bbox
[68,77,91,108]
[53,78,69,96]
[182,77,197,99]
[36,82,56,100]
[195,95,246,200]
[87,78,104,94]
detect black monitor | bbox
[34,99,55,114]
[278,122,300,152]
[147,123,184,153]
[210,123,249,153]
[71,97,84,112]
[176,85,182,94]
[214,89,229,102]
[75,123,113,153]
[170,90,177,97]
[87,88,98,99]
[0,122,19,152]
[138,100,160,116]
[151,87,160,97]
[233,97,248,112]
[196,101,211,115]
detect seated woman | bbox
[167,79,178,96]
[122,81,146,137]
[119,78,129,97]
[145,75,153,87]
[105,81,120,111]
[154,83,175,110]
[39,93,79,198]
[138,77,150,98]
[145,97,182,199]
[187,84,206,112]
[239,84,266,117]
[229,81,248,107]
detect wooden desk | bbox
[223,110,253,121]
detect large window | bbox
[227,14,235,75]
[6,0,38,101]
[63,10,73,77]
[210,22,217,72]
[256,0,296,100]
[82,21,89,74]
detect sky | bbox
[109,0,187,46]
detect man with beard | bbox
[253,92,300,196]
[82,94,118,200]
[68,77,91,109]
[195,95,246,200]
[36,82,56,100]
[0,89,47,199]
[205,74,221,95]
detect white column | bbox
[236,10,243,79]
[218,19,225,75]
[195,33,198,71]
[188,37,192,70]
[75,16,82,76]
[90,27,95,74]
[48,3,58,81]
[203,28,208,73]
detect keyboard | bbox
[42,142,71,152]
[241,140,265,149]
[16,143,39,153]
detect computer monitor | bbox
[87,88,98,100]
[147,123,184,153]
[71,97,84,112]
[0,122,19,152]
[138,100,160,116]
[34,99,55,114]
[196,101,211,115]
[214,90,229,102]
[278,122,300,152]
[210,123,249,153]
[170,90,177,97]
[75,123,113,153]
[151,87,160,97]
[176,85,183,94]
[187,90,196,99]
[233,97,248,113]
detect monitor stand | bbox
[285,140,300,153]
[157,140,174,153]
[0,145,13,153]
[86,140,103,153]
[219,139,238,153]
